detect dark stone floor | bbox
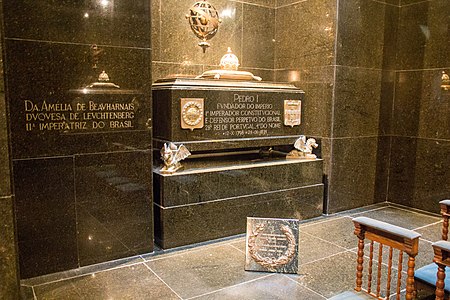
[20,203,442,299]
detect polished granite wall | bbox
[2,1,153,278]
[151,0,275,82]
[383,0,450,212]
[152,0,447,215]
[0,5,20,296]
[274,0,399,213]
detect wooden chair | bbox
[414,199,450,297]
[330,216,421,300]
[432,240,450,299]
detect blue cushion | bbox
[415,263,450,293]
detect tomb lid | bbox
[152,77,304,93]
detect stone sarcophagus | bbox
[152,77,324,249]
[152,78,305,152]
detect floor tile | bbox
[34,264,179,300]
[145,244,265,299]
[298,232,346,265]
[300,216,356,249]
[191,274,325,300]
[294,251,403,299]
[228,238,246,253]
[416,221,444,243]
[33,280,82,300]
[357,207,441,230]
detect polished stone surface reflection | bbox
[275,66,334,138]
[0,196,19,299]
[3,0,153,279]
[155,184,324,248]
[388,136,450,214]
[328,137,379,213]
[23,204,441,300]
[0,93,11,197]
[75,152,153,267]
[3,0,151,47]
[336,0,387,69]
[397,0,449,70]
[332,67,382,137]
[275,0,336,69]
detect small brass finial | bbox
[220,47,240,71]
[441,71,450,91]
[98,71,110,82]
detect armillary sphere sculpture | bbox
[186,1,221,52]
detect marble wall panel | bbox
[154,184,324,248]
[13,157,78,278]
[155,160,323,207]
[336,0,386,69]
[3,0,151,47]
[151,0,161,62]
[391,71,422,137]
[159,0,243,66]
[75,151,153,267]
[397,0,449,70]
[379,70,395,136]
[241,0,275,7]
[388,136,450,213]
[327,137,379,213]
[242,4,274,69]
[412,138,450,211]
[0,196,19,299]
[275,0,336,69]
[393,69,450,140]
[374,136,391,203]
[275,66,334,138]
[5,39,152,159]
[382,5,399,70]
[152,61,204,81]
[332,66,382,138]
[416,70,450,140]
[0,94,11,196]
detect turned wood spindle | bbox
[385,247,393,299]
[356,236,365,292]
[435,264,446,300]
[367,240,374,294]
[405,256,416,300]
[442,216,449,241]
[376,243,383,297]
[396,251,403,300]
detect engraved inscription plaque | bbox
[245,217,299,274]
[284,100,301,127]
[181,98,204,130]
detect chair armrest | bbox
[353,216,421,240]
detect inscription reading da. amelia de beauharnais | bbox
[23,99,136,132]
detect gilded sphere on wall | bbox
[186,1,220,52]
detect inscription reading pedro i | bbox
[245,217,299,274]
[201,93,284,137]
[24,99,136,132]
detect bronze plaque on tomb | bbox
[245,217,299,274]
[180,98,204,130]
[284,100,302,127]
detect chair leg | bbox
[435,263,446,300]
[406,256,416,300]
[356,237,364,292]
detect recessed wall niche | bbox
[2,0,153,278]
